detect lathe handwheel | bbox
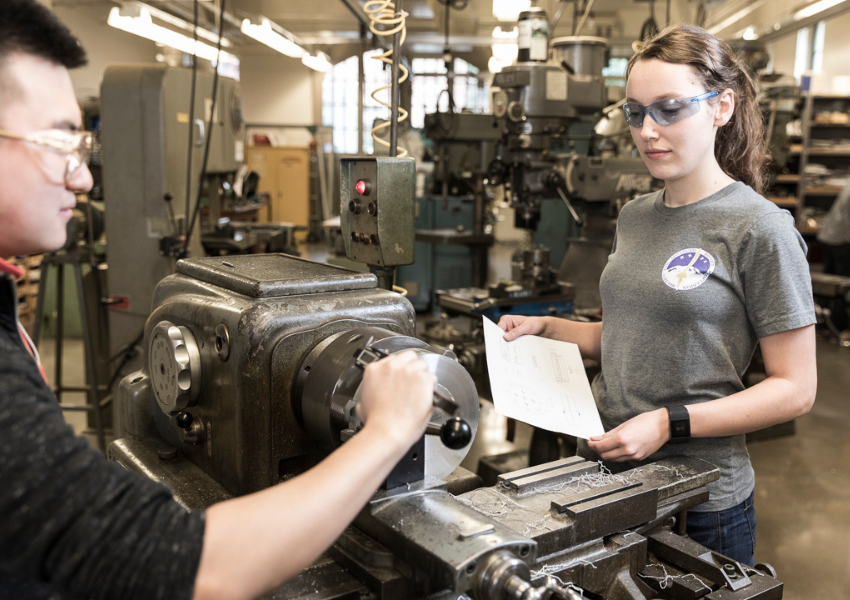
[149,320,201,414]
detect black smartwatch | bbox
[666,404,690,444]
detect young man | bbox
[0,2,435,599]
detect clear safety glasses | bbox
[0,128,92,184]
[622,90,721,128]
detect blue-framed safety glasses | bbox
[622,90,721,128]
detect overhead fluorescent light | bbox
[794,0,845,20]
[241,18,304,59]
[707,0,766,34]
[301,51,333,72]
[138,3,232,48]
[743,26,758,40]
[492,0,531,23]
[107,6,239,66]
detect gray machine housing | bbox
[115,254,412,496]
[101,65,244,357]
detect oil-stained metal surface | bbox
[355,489,537,593]
[107,437,232,512]
[634,456,720,500]
[261,554,369,600]
[175,253,377,297]
[459,457,720,558]
[646,530,784,600]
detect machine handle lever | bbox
[426,416,472,450]
[555,186,584,228]
[175,411,193,429]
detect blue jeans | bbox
[686,489,756,566]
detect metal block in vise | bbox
[340,156,415,267]
[498,456,598,496]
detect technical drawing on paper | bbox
[503,384,582,428]
[504,383,548,414]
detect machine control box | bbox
[340,157,415,267]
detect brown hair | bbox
[627,23,767,195]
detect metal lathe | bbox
[110,250,782,600]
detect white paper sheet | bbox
[483,316,605,439]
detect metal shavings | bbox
[638,564,712,593]
[527,461,642,496]
[529,573,585,597]
[651,464,683,478]
[453,487,532,513]
[522,513,555,536]
[452,489,555,534]
[530,556,599,582]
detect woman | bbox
[499,23,817,566]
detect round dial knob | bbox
[149,320,201,414]
[507,100,525,123]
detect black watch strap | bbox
[667,404,690,444]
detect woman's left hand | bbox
[586,409,670,462]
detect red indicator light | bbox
[355,179,371,195]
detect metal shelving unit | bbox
[796,94,850,234]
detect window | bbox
[794,26,811,83]
[322,50,393,154]
[602,57,628,88]
[323,53,489,151]
[322,55,359,154]
[811,20,826,75]
[409,57,489,129]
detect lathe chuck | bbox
[296,327,479,481]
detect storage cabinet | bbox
[246,146,310,235]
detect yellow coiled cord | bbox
[363,0,409,157]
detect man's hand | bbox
[586,409,669,462]
[498,315,549,341]
[357,350,436,452]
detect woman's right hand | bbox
[498,315,549,341]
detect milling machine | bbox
[421,26,655,392]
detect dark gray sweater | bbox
[0,272,205,599]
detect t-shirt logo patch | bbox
[662,248,716,291]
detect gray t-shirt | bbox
[579,182,816,512]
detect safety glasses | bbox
[0,128,92,184]
[622,90,721,128]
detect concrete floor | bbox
[41,332,849,599]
